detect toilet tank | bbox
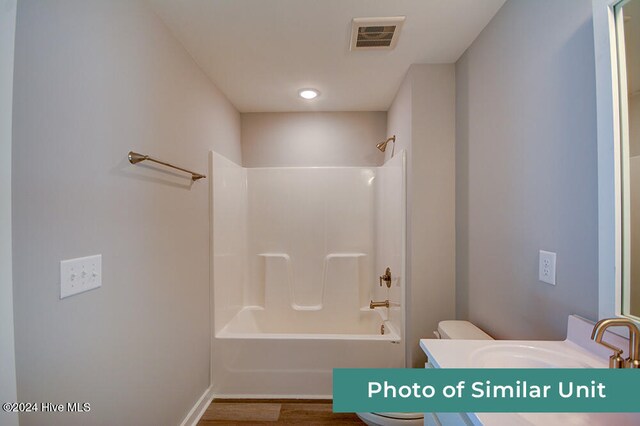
[436,320,493,340]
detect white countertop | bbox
[420,338,607,369]
[419,315,640,426]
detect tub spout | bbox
[370,299,390,309]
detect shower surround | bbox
[210,151,405,397]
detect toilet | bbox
[356,320,493,426]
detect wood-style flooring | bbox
[197,399,365,425]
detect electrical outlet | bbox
[538,250,556,285]
[60,254,102,299]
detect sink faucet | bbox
[591,318,640,368]
[370,299,389,309]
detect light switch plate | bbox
[539,250,556,285]
[60,254,102,299]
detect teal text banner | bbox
[333,368,640,413]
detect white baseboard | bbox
[213,393,332,400]
[180,386,214,426]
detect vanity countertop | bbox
[420,338,607,369]
[419,315,640,426]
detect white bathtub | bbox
[217,306,401,340]
[212,307,403,398]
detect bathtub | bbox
[218,306,400,340]
[212,307,403,398]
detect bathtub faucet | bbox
[370,299,390,309]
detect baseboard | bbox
[212,393,332,400]
[180,386,214,426]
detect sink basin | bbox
[471,344,594,368]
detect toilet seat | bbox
[356,411,424,426]
[372,412,424,419]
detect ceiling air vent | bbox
[350,17,405,51]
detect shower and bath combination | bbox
[210,140,406,397]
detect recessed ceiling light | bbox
[299,89,319,100]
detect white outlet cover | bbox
[60,254,102,299]
[538,250,556,285]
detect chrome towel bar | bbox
[128,151,206,181]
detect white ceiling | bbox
[149,0,506,112]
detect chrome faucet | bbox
[370,299,390,309]
[591,318,640,368]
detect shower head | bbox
[376,135,396,157]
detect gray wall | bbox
[0,1,18,425]
[12,1,240,425]
[455,0,599,339]
[387,65,456,367]
[241,112,386,167]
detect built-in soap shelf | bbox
[323,253,367,259]
[258,252,367,312]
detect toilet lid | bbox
[372,412,425,420]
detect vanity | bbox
[420,316,640,426]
